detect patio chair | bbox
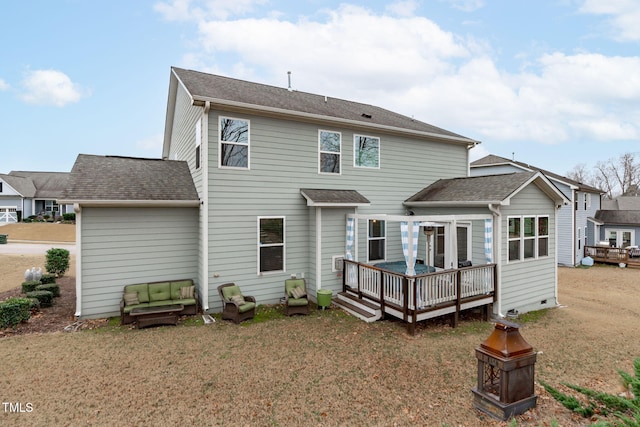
[217,283,256,324]
[284,278,309,316]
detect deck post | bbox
[452,270,461,328]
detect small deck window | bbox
[258,217,285,273]
[220,116,249,168]
[368,219,386,262]
[354,135,380,168]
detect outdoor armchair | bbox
[284,278,309,316]
[217,283,256,324]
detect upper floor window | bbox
[354,135,380,168]
[195,118,202,170]
[258,217,285,273]
[508,216,549,262]
[219,116,249,168]
[319,130,341,174]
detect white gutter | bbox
[488,203,504,318]
[74,203,82,318]
[57,200,200,208]
[201,101,210,312]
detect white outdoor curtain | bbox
[346,217,355,260]
[484,218,493,263]
[401,221,420,275]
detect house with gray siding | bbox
[0,171,72,222]
[61,68,568,327]
[590,196,640,249]
[471,154,602,266]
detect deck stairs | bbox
[331,290,382,323]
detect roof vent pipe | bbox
[287,71,292,91]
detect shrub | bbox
[0,297,32,329]
[541,357,640,425]
[62,213,76,221]
[46,248,70,277]
[40,274,56,284]
[36,283,60,297]
[21,280,42,293]
[25,290,53,308]
[28,298,40,311]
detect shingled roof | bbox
[170,67,477,144]
[300,189,370,207]
[61,155,199,204]
[471,154,603,194]
[8,171,70,199]
[404,171,567,206]
[0,173,37,197]
[594,210,640,225]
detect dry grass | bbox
[0,266,639,426]
[0,255,76,294]
[0,223,75,242]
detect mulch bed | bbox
[0,275,101,337]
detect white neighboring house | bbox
[0,171,73,222]
[471,155,603,266]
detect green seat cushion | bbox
[287,298,309,307]
[221,285,242,300]
[238,301,255,313]
[170,280,193,299]
[123,303,149,314]
[149,282,171,302]
[124,283,149,303]
[148,300,176,308]
[171,298,196,306]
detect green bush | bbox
[28,298,41,311]
[46,248,70,277]
[36,283,60,297]
[21,280,42,293]
[25,290,53,308]
[40,274,56,284]
[0,297,32,329]
[62,213,76,221]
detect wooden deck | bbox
[341,260,496,334]
[584,245,640,268]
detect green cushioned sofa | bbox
[120,279,199,325]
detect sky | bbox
[1,0,639,178]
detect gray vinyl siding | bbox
[79,207,199,319]
[552,181,574,266]
[500,185,557,314]
[205,109,469,309]
[317,208,352,296]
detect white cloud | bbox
[439,0,485,13]
[154,0,266,21]
[172,2,640,148]
[20,70,86,107]
[0,78,9,91]
[579,0,640,42]
[385,0,419,17]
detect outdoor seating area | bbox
[120,279,199,326]
[284,278,309,316]
[584,245,640,267]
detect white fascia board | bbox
[58,199,200,208]
[403,200,504,208]
[194,96,479,147]
[305,201,371,207]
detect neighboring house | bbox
[61,68,568,328]
[0,171,72,222]
[471,154,603,266]
[590,196,640,248]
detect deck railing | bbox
[584,245,628,262]
[343,260,496,332]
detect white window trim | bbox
[367,219,386,262]
[318,129,342,175]
[219,115,250,170]
[257,216,285,275]
[353,134,381,169]
[507,215,550,263]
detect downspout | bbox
[488,203,504,318]
[555,202,561,307]
[316,207,322,294]
[74,203,82,318]
[201,101,210,312]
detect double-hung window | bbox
[508,216,549,262]
[219,116,249,168]
[354,135,380,168]
[368,219,386,262]
[319,130,341,174]
[258,217,285,273]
